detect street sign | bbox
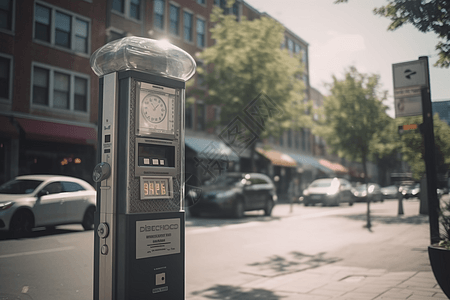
[393,59,428,89]
[392,59,428,118]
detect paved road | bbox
[0,199,432,300]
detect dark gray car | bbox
[188,173,277,218]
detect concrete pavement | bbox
[189,197,449,300]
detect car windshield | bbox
[0,179,43,194]
[204,175,243,187]
[355,185,368,192]
[309,179,333,188]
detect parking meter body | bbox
[90,37,196,300]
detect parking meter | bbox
[90,37,196,300]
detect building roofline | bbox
[240,1,309,46]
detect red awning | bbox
[318,159,348,174]
[0,115,20,138]
[17,118,97,144]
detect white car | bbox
[0,175,96,237]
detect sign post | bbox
[90,37,196,300]
[392,57,439,244]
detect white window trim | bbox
[30,62,90,116]
[33,1,92,58]
[195,15,207,49]
[168,1,181,39]
[0,52,13,103]
[0,0,16,35]
[111,0,143,23]
[182,9,194,45]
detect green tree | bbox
[335,0,450,68]
[396,115,450,181]
[314,66,390,230]
[191,2,311,170]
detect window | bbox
[295,131,300,149]
[294,43,301,54]
[130,0,140,20]
[112,0,124,13]
[34,2,90,54]
[0,55,12,101]
[185,105,193,129]
[154,0,165,30]
[112,0,140,20]
[196,103,205,131]
[0,0,13,31]
[35,4,50,42]
[55,12,71,48]
[169,4,179,36]
[287,38,294,53]
[196,18,205,48]
[61,181,85,192]
[279,133,284,146]
[183,11,193,42]
[197,0,205,5]
[43,182,63,194]
[32,64,89,113]
[214,0,239,18]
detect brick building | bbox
[0,0,344,193]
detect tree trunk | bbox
[362,154,371,230]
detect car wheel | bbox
[264,198,274,216]
[10,210,34,238]
[349,199,354,206]
[304,201,310,206]
[82,206,95,231]
[233,199,245,219]
[46,226,56,231]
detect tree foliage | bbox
[191,4,311,138]
[335,0,450,68]
[314,67,390,164]
[395,115,450,180]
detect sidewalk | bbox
[248,198,449,300]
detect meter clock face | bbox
[142,94,167,124]
[137,82,176,136]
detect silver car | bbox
[0,175,96,237]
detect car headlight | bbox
[303,190,309,196]
[327,189,339,196]
[361,191,367,197]
[0,201,14,211]
[216,190,235,199]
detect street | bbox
[0,199,435,300]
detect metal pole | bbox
[419,56,440,245]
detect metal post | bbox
[419,56,440,245]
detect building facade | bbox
[1,0,348,196]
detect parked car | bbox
[0,175,96,237]
[401,183,420,199]
[302,178,354,206]
[188,173,277,218]
[352,183,383,202]
[380,185,399,199]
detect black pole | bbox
[419,56,440,245]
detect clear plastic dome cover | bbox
[90,37,196,81]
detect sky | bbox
[244,0,450,118]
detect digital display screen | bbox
[140,177,172,199]
[138,144,175,167]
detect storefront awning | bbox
[255,148,297,167]
[17,118,97,144]
[287,152,334,174]
[185,136,240,162]
[319,159,348,174]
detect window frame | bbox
[0,0,15,34]
[30,62,90,115]
[112,0,142,22]
[153,0,166,31]
[196,0,206,7]
[169,2,180,37]
[183,9,194,43]
[0,53,13,103]
[33,1,91,57]
[196,16,206,48]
